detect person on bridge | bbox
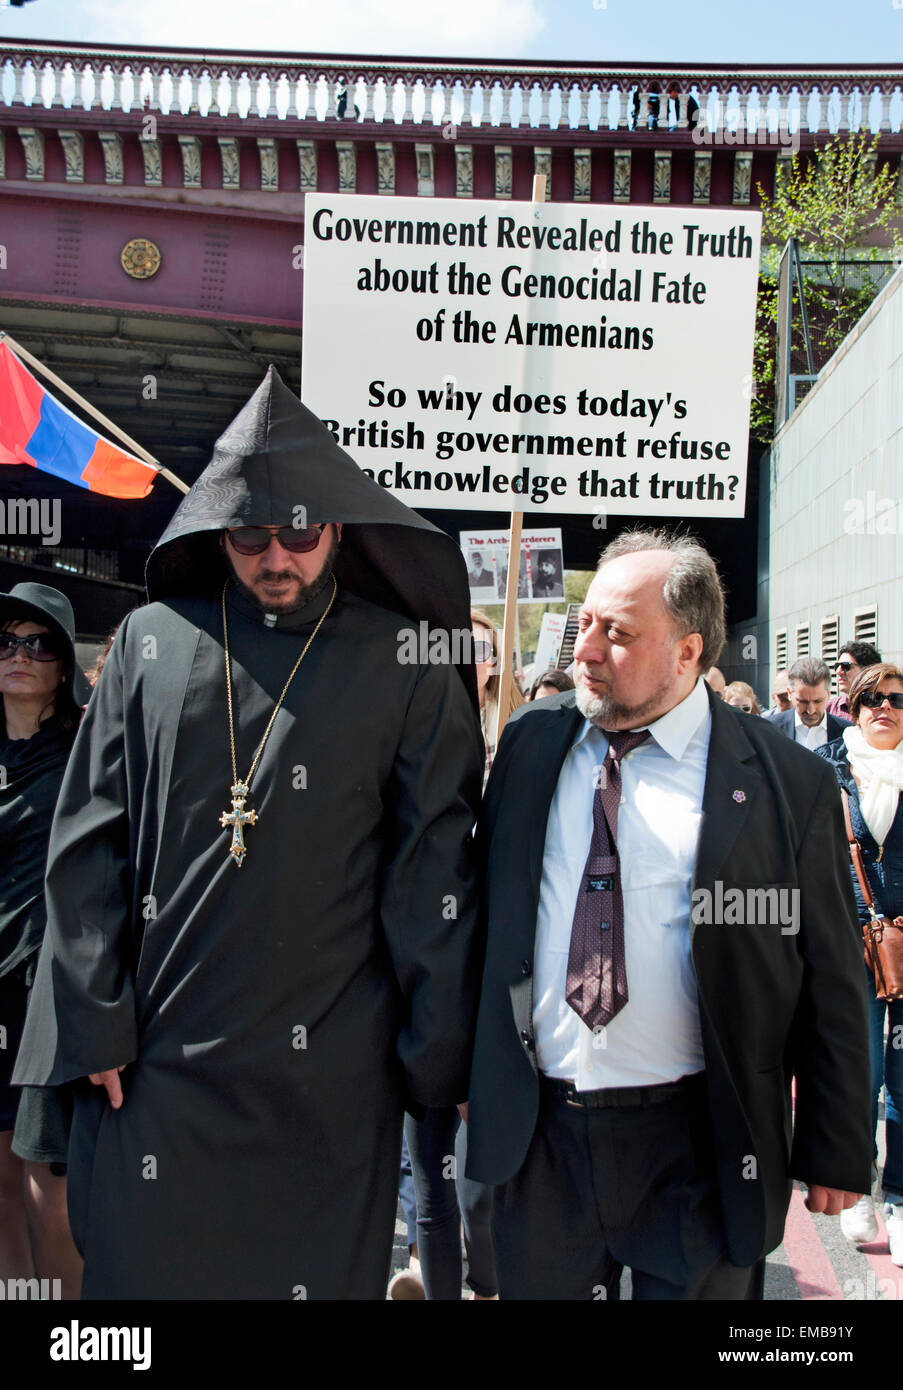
[13,366,484,1299]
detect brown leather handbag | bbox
[841,789,903,1002]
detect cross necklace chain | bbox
[219,576,337,866]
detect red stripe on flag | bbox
[81,437,156,500]
[780,1183,845,1300]
[0,339,44,464]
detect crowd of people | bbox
[0,369,898,1300]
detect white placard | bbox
[301,194,761,516]
[460,527,564,604]
[533,611,568,675]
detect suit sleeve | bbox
[788,762,873,1192]
[13,616,139,1086]
[380,661,485,1110]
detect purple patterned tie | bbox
[566,728,650,1031]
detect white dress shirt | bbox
[793,711,828,749]
[533,676,710,1090]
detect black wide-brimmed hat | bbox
[0,582,93,705]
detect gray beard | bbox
[574,671,672,730]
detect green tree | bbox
[751,132,901,440]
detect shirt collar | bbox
[573,675,711,762]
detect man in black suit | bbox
[771,657,847,747]
[466,529,872,1300]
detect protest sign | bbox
[460,527,565,603]
[301,194,761,517]
[533,611,568,676]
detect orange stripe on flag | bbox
[81,438,156,499]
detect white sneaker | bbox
[840,1192,879,1244]
[884,1204,903,1267]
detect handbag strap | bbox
[841,788,881,918]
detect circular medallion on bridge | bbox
[121,238,162,280]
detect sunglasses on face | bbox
[227,524,326,555]
[0,631,64,662]
[737,703,753,712]
[860,690,903,710]
[836,661,857,673]
[473,639,494,663]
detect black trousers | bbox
[492,1072,760,1300]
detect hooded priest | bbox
[14,367,484,1299]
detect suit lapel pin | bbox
[732,789,746,803]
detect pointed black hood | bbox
[146,366,476,703]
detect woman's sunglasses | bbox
[227,524,326,555]
[0,631,65,662]
[860,690,903,710]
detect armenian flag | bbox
[0,339,158,499]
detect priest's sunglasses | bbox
[226,524,326,555]
[0,631,65,662]
[859,690,903,710]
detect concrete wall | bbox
[767,264,903,687]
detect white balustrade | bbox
[0,44,899,140]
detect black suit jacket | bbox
[771,709,848,745]
[466,687,872,1267]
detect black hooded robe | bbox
[13,369,484,1299]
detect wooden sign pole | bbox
[495,172,546,743]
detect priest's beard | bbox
[227,532,339,614]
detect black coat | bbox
[770,709,848,745]
[0,715,77,977]
[465,688,872,1267]
[13,367,485,1300]
[14,587,484,1299]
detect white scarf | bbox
[843,724,903,845]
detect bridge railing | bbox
[1,41,901,136]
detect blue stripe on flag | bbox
[25,392,97,488]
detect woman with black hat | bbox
[0,582,88,1297]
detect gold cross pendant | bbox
[219,780,259,867]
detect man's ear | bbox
[335,522,343,542]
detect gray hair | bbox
[787,657,830,688]
[596,528,726,671]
